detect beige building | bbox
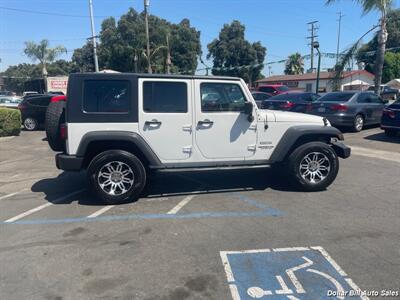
[256,70,374,93]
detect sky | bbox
[0,0,399,76]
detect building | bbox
[256,70,374,93]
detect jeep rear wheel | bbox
[287,142,339,192]
[87,150,147,204]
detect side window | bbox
[143,81,187,113]
[83,80,130,113]
[369,94,382,104]
[252,94,262,101]
[357,93,370,103]
[201,83,246,112]
[259,86,274,94]
[38,97,51,106]
[310,94,320,102]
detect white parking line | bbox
[0,189,27,201]
[87,205,115,218]
[350,145,400,163]
[4,189,85,223]
[167,195,195,214]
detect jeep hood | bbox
[259,109,324,124]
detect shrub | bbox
[0,108,21,137]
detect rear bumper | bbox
[325,115,355,127]
[331,141,351,159]
[55,153,84,171]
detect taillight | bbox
[330,104,348,112]
[51,95,66,103]
[280,101,295,109]
[383,109,395,118]
[60,123,67,140]
[17,103,26,110]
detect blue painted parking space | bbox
[220,247,368,300]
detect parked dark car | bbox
[368,85,398,101]
[309,91,386,132]
[261,92,320,112]
[251,92,272,108]
[381,100,400,136]
[257,84,290,95]
[18,94,54,130]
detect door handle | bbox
[198,119,214,126]
[145,119,162,126]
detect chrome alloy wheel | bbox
[355,115,364,131]
[299,152,331,184]
[97,161,134,195]
[24,118,37,130]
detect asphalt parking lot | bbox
[0,127,399,300]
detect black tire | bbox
[385,129,397,137]
[23,117,38,131]
[352,114,364,132]
[286,142,339,192]
[45,101,65,151]
[87,150,147,204]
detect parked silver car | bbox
[308,91,386,132]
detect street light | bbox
[313,41,321,94]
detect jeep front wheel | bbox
[287,142,339,192]
[87,150,147,204]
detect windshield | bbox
[277,86,289,92]
[318,93,355,102]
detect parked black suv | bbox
[18,94,53,130]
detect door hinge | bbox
[182,125,192,132]
[247,144,256,151]
[182,146,192,153]
[249,124,257,131]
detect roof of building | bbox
[257,70,374,84]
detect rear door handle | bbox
[198,119,214,126]
[145,119,162,126]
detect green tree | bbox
[327,0,393,95]
[284,53,304,75]
[72,42,96,72]
[23,39,67,77]
[207,21,266,86]
[382,52,400,82]
[357,9,400,73]
[73,8,201,74]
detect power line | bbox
[0,6,113,18]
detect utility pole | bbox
[166,34,171,74]
[307,21,319,72]
[88,0,99,72]
[336,12,344,65]
[144,0,151,73]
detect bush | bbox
[0,108,21,137]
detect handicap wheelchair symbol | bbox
[247,256,346,300]
[220,246,369,300]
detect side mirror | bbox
[244,101,254,122]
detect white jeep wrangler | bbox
[49,73,350,204]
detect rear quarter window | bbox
[83,80,131,113]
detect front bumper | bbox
[55,153,84,171]
[331,141,351,159]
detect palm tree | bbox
[284,53,305,75]
[24,39,67,78]
[327,0,393,94]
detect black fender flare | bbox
[269,125,345,162]
[76,131,163,168]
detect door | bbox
[356,93,374,123]
[368,94,385,123]
[194,80,257,159]
[138,79,193,161]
